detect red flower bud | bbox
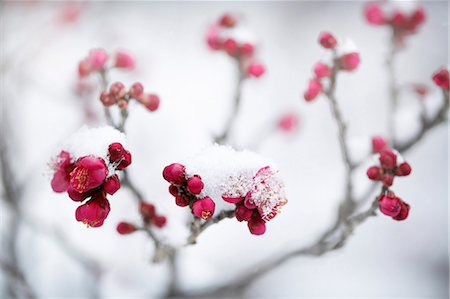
[432,68,449,90]
[366,166,382,180]
[410,7,426,28]
[247,62,265,78]
[162,163,186,185]
[247,214,266,235]
[206,26,221,50]
[117,99,128,109]
[140,201,156,219]
[109,82,126,98]
[339,52,360,71]
[371,135,387,153]
[130,82,144,99]
[313,62,331,79]
[378,194,401,217]
[88,49,108,70]
[75,192,111,227]
[382,174,394,187]
[393,200,410,221]
[364,3,386,25]
[304,79,322,102]
[151,215,167,228]
[187,175,204,195]
[114,51,135,69]
[318,32,337,49]
[235,205,252,222]
[116,222,136,235]
[278,113,298,133]
[392,11,407,29]
[379,149,397,169]
[240,43,254,56]
[69,156,108,193]
[103,175,121,195]
[219,14,237,28]
[78,59,91,78]
[144,94,160,112]
[395,162,412,176]
[192,197,215,220]
[223,38,238,55]
[100,91,115,107]
[168,185,179,197]
[108,143,132,170]
[175,195,190,207]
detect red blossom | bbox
[69,156,108,193]
[235,204,252,222]
[304,79,323,102]
[88,49,108,70]
[313,62,331,79]
[318,32,337,49]
[371,136,388,153]
[163,163,186,185]
[247,62,265,78]
[151,215,167,228]
[378,194,401,217]
[247,214,266,235]
[51,151,74,193]
[117,222,137,235]
[192,197,215,220]
[114,51,135,69]
[393,200,410,221]
[187,175,204,195]
[103,175,121,195]
[364,3,386,25]
[339,52,360,72]
[432,68,449,90]
[75,192,111,227]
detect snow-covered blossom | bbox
[206,13,266,78]
[162,145,288,235]
[50,126,131,227]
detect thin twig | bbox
[215,60,245,144]
[186,210,235,245]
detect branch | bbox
[186,210,235,245]
[215,60,245,144]
[387,33,399,143]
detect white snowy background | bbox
[1,1,448,298]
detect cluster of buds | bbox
[163,158,287,236]
[116,201,167,235]
[100,82,160,112]
[51,142,131,227]
[364,2,426,46]
[303,32,360,101]
[378,191,410,221]
[367,136,411,187]
[162,163,214,219]
[206,13,265,78]
[432,68,449,91]
[78,49,135,78]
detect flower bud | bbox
[364,3,386,25]
[88,49,108,70]
[192,197,215,220]
[379,149,397,169]
[152,215,167,228]
[206,26,221,50]
[392,11,407,29]
[78,59,91,78]
[145,94,160,112]
[223,38,238,55]
[219,13,237,28]
[318,32,337,49]
[117,99,128,110]
[103,175,121,195]
[339,52,360,71]
[432,68,449,90]
[116,222,136,235]
[278,113,298,133]
[240,43,254,56]
[168,185,179,197]
[175,195,190,207]
[247,62,265,78]
[247,215,266,235]
[366,166,382,180]
[109,82,126,98]
[371,136,387,153]
[187,175,204,195]
[100,91,115,107]
[393,200,410,221]
[162,163,186,185]
[130,82,144,99]
[395,162,412,176]
[114,51,135,69]
[235,204,252,222]
[313,62,331,79]
[382,174,394,187]
[378,194,401,217]
[303,79,323,102]
[140,201,156,219]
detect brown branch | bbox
[186,210,235,245]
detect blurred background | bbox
[0,1,448,298]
